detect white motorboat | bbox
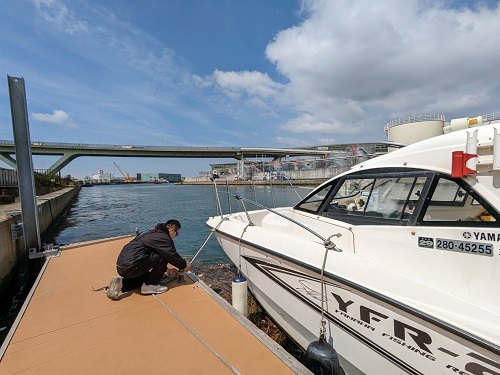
[207,120,500,374]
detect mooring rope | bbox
[153,294,242,375]
[190,218,226,263]
[237,223,252,273]
[319,233,341,339]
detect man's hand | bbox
[166,268,178,276]
[184,263,192,272]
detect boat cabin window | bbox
[322,176,426,221]
[295,173,427,224]
[295,181,334,212]
[420,177,496,223]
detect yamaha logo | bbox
[462,231,472,239]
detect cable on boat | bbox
[210,175,223,217]
[224,178,233,214]
[210,181,346,373]
[268,176,276,208]
[250,178,258,209]
[213,189,345,253]
[282,175,303,200]
[305,233,345,375]
[237,223,252,273]
[219,192,341,247]
[319,234,341,330]
[153,294,242,375]
[190,217,226,263]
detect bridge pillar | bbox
[0,153,17,169]
[240,153,245,177]
[48,152,79,174]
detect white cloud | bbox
[212,0,500,143]
[33,0,89,35]
[280,113,364,137]
[193,74,214,89]
[281,114,341,134]
[32,109,79,129]
[213,70,284,100]
[272,136,311,147]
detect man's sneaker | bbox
[141,283,168,295]
[159,274,177,286]
[106,276,123,300]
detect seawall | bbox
[180,178,327,186]
[0,185,80,301]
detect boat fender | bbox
[306,336,345,375]
[231,273,248,317]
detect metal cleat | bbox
[177,271,185,284]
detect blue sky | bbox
[1,0,500,178]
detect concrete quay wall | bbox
[182,167,351,186]
[180,178,327,186]
[0,186,80,301]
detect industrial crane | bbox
[113,162,132,182]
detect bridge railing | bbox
[0,140,241,151]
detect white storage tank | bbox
[384,114,445,147]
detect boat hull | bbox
[212,224,500,375]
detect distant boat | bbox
[151,178,168,184]
[81,183,94,187]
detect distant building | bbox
[92,170,114,183]
[137,172,181,183]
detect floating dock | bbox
[0,236,310,374]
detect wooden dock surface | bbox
[0,236,310,375]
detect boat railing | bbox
[210,177,342,251]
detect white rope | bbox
[153,294,242,375]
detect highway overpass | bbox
[0,140,361,174]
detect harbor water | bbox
[0,183,308,355]
[48,183,306,264]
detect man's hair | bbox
[166,219,181,229]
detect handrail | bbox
[385,113,445,131]
[216,191,328,243]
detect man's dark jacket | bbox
[117,223,187,272]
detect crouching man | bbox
[107,219,191,300]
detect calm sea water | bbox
[48,183,305,264]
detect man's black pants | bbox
[116,252,168,292]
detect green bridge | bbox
[0,140,379,174]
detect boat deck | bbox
[0,236,309,375]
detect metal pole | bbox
[8,76,41,257]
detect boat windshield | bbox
[295,170,499,226]
[322,176,425,220]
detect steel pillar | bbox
[8,76,41,257]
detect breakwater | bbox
[0,185,80,301]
